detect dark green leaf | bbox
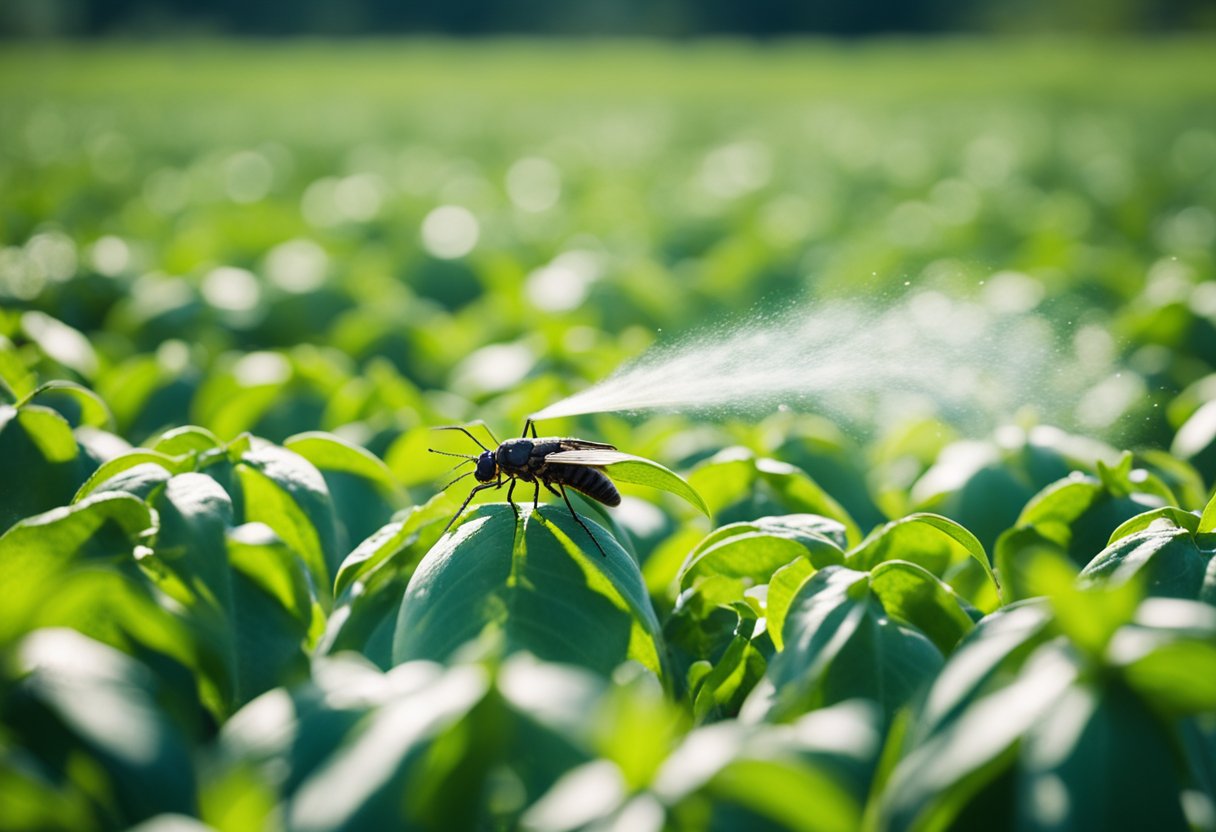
[392,504,665,680]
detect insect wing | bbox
[554,438,617,451]
[542,449,637,466]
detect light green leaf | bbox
[678,516,844,591]
[0,491,155,642]
[848,512,1000,612]
[74,450,181,501]
[550,450,708,516]
[153,425,222,456]
[1108,506,1201,543]
[869,560,975,654]
[20,310,99,379]
[285,431,400,492]
[19,379,114,429]
[764,558,815,652]
[235,442,339,603]
[742,565,942,723]
[1200,490,1216,534]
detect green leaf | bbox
[0,403,92,533]
[1108,506,1201,542]
[0,491,154,642]
[554,450,708,516]
[285,431,400,492]
[879,643,1081,831]
[19,379,114,429]
[1016,682,1191,830]
[392,504,666,680]
[764,558,814,652]
[869,560,975,654]
[1122,639,1216,714]
[153,425,222,456]
[322,496,455,668]
[687,449,859,544]
[678,515,845,591]
[1200,490,1216,534]
[8,629,197,823]
[741,566,942,723]
[701,757,861,832]
[848,512,1000,612]
[20,310,98,379]
[225,523,314,698]
[691,635,767,722]
[74,450,181,501]
[283,665,489,831]
[235,442,340,603]
[1079,525,1208,600]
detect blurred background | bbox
[2,0,1214,36]
[2,1,1215,530]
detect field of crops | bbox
[1,39,1215,831]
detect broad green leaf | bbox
[1013,471,1167,566]
[285,431,400,492]
[393,503,666,680]
[691,635,767,722]
[1079,525,1208,600]
[74,450,181,501]
[879,644,1081,831]
[869,560,975,654]
[916,602,1055,737]
[153,425,222,456]
[1201,490,1216,534]
[226,523,314,698]
[688,449,859,543]
[700,757,861,832]
[0,403,93,532]
[741,566,942,723]
[994,525,1069,603]
[1108,506,1201,543]
[652,708,875,832]
[322,496,456,668]
[8,629,197,823]
[19,379,114,429]
[678,515,845,591]
[1121,640,1216,713]
[848,512,1000,612]
[0,491,154,642]
[764,557,815,652]
[1016,682,1190,831]
[235,442,340,603]
[284,665,489,832]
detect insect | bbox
[429,419,625,556]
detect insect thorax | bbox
[497,439,534,469]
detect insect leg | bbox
[442,481,501,536]
[506,477,519,519]
[522,419,538,438]
[532,481,541,510]
[557,484,608,558]
[440,469,476,492]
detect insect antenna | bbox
[440,469,476,492]
[432,425,492,452]
[428,447,477,460]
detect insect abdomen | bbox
[547,464,621,507]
